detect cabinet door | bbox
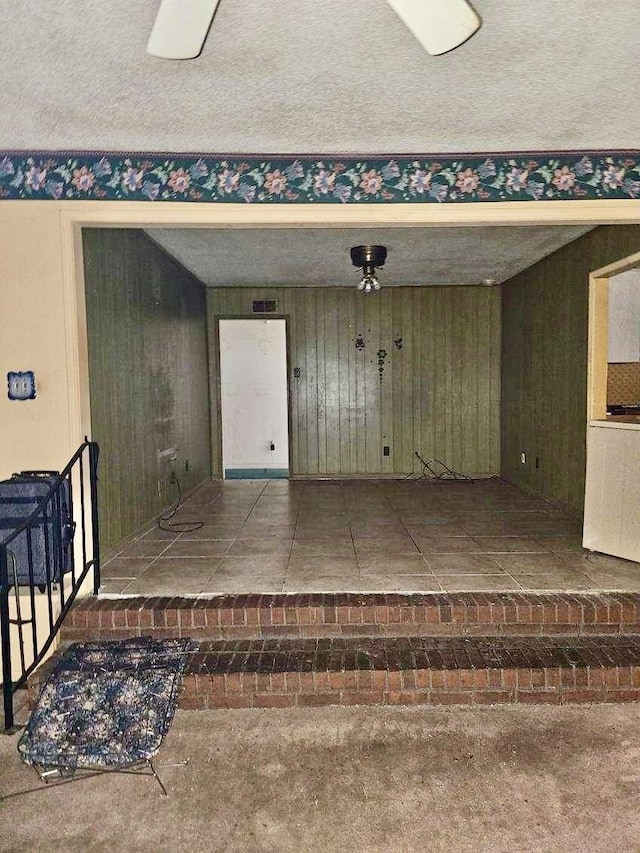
[583,424,640,561]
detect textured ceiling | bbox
[2,1,639,154]
[145,225,593,287]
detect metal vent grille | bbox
[252,299,277,313]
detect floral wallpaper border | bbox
[1,151,639,204]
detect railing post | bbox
[0,439,100,732]
[89,441,101,595]
[0,544,14,732]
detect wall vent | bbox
[252,299,277,314]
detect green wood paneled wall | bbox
[501,225,640,514]
[207,286,501,477]
[83,229,211,550]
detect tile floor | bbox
[99,478,640,597]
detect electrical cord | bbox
[397,451,499,483]
[158,474,204,532]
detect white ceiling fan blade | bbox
[147,0,222,59]
[386,0,481,55]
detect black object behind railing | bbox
[0,439,100,732]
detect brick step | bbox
[182,634,640,709]
[30,634,640,712]
[61,592,640,643]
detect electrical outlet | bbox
[520,452,526,464]
[383,446,390,456]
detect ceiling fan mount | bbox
[147,0,481,61]
[351,245,388,271]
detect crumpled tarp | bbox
[18,637,194,771]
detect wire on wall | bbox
[158,475,204,532]
[398,451,499,483]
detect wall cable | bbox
[397,451,499,483]
[158,475,204,532]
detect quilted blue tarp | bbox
[18,637,194,771]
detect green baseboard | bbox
[224,468,289,480]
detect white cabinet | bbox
[583,422,640,561]
[608,270,640,363]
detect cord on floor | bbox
[158,475,204,533]
[397,451,500,483]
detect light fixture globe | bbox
[351,245,387,294]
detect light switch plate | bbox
[8,370,36,400]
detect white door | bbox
[218,318,289,479]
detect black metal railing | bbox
[0,439,100,732]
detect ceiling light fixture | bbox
[481,277,497,286]
[351,245,387,294]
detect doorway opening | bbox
[71,213,640,594]
[585,249,640,562]
[218,318,290,480]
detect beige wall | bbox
[501,225,640,513]
[0,206,90,686]
[0,206,81,477]
[208,286,501,477]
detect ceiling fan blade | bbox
[147,0,222,59]
[386,0,481,55]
